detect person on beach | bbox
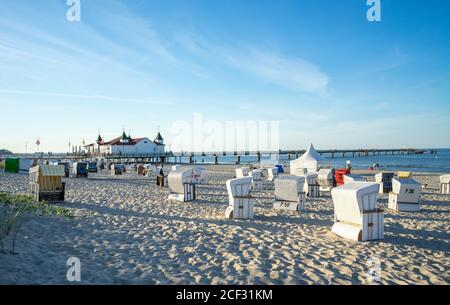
[346,160,352,171]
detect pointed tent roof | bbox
[302,143,326,162]
[290,143,330,173]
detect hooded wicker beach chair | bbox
[168,168,195,202]
[273,175,306,212]
[28,165,66,202]
[331,182,384,241]
[388,178,421,212]
[225,176,254,219]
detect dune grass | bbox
[0,192,74,254]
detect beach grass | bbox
[0,192,74,254]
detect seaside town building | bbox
[84,130,165,155]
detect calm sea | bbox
[179,148,450,174]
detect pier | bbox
[1,148,437,165]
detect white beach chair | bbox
[317,168,335,188]
[299,173,320,197]
[375,173,394,194]
[250,169,263,191]
[225,177,254,219]
[440,174,450,194]
[111,164,123,176]
[168,168,195,202]
[192,167,206,184]
[259,168,269,177]
[235,167,251,178]
[273,176,306,212]
[72,162,88,178]
[267,167,279,182]
[343,174,366,184]
[388,178,421,212]
[331,182,384,241]
[375,172,394,194]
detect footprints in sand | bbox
[0,169,449,284]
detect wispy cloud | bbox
[176,31,330,93]
[225,48,330,93]
[0,89,172,105]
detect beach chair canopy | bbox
[375,172,394,183]
[290,144,331,174]
[31,165,65,177]
[236,167,251,178]
[299,173,318,185]
[193,167,206,176]
[392,178,421,201]
[275,176,305,202]
[250,169,263,179]
[331,182,379,225]
[317,168,333,179]
[397,171,413,179]
[226,176,252,201]
[168,168,193,194]
[268,167,278,175]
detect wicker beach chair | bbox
[235,167,251,178]
[267,167,278,182]
[168,168,195,202]
[249,169,263,191]
[72,162,88,178]
[111,164,124,176]
[225,177,254,219]
[136,164,145,176]
[299,173,320,197]
[331,182,384,241]
[273,176,306,212]
[440,174,450,194]
[192,167,206,184]
[28,165,66,202]
[375,172,394,194]
[317,168,335,188]
[396,171,413,179]
[388,178,421,212]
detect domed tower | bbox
[120,128,130,144]
[155,131,164,145]
[96,133,103,145]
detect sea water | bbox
[184,148,450,173]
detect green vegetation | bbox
[0,192,74,254]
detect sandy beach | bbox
[0,165,449,285]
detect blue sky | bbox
[0,0,449,152]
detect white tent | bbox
[290,144,331,174]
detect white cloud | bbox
[224,48,329,93]
[176,31,330,93]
